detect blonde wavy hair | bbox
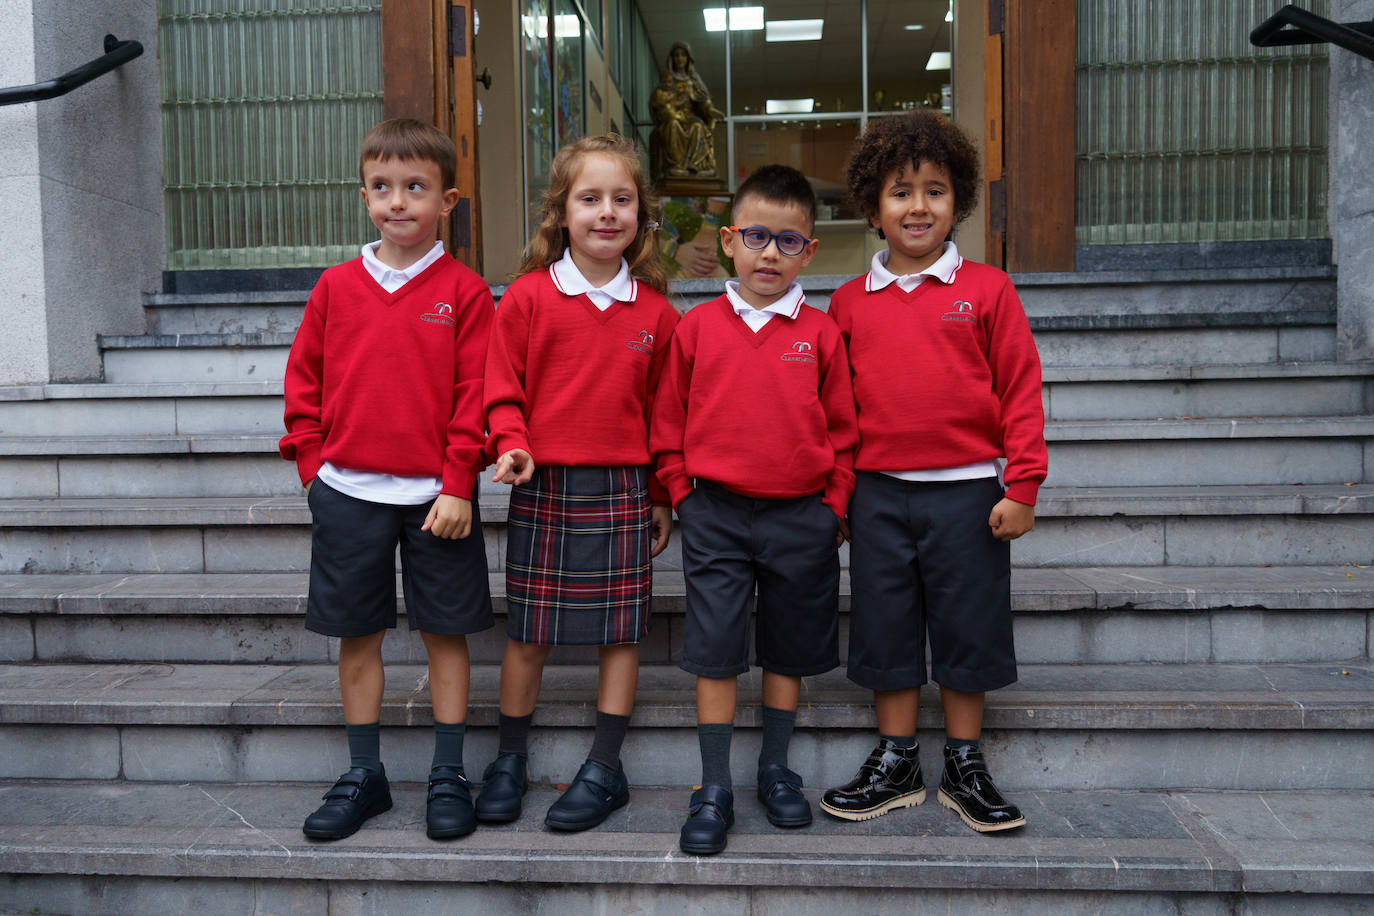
[517,134,667,295]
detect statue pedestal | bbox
[656,176,730,198]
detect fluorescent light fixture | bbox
[926,51,951,70]
[519,13,580,38]
[703,6,764,31]
[766,98,815,114]
[904,23,926,30]
[766,18,824,41]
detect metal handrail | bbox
[1251,5,1374,61]
[0,34,143,107]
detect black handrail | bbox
[1251,5,1374,61]
[0,34,143,107]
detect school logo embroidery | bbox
[942,299,976,323]
[781,340,818,363]
[626,329,654,353]
[420,301,456,326]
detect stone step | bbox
[1,485,1371,573]
[0,661,1370,789]
[0,781,1369,912]
[1,567,1368,667]
[4,363,1372,436]
[4,412,1372,500]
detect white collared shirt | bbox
[550,249,637,310]
[866,241,963,293]
[724,280,805,332]
[316,239,450,504]
[361,239,447,292]
[866,241,997,483]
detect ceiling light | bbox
[766,19,824,41]
[766,98,815,114]
[945,6,953,21]
[926,51,951,70]
[703,7,765,31]
[904,23,925,30]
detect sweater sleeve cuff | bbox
[648,475,672,507]
[663,474,693,509]
[294,449,323,489]
[1004,479,1040,506]
[442,463,479,499]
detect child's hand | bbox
[837,515,851,547]
[422,493,473,539]
[304,479,313,495]
[491,448,535,485]
[649,505,673,557]
[988,497,1035,541]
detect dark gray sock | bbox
[346,722,381,774]
[881,734,918,750]
[587,711,630,770]
[432,720,466,770]
[945,736,980,754]
[698,722,734,789]
[498,712,532,757]
[758,706,797,770]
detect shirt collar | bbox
[360,240,446,284]
[550,248,638,302]
[724,280,805,319]
[866,241,962,292]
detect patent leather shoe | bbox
[426,765,477,839]
[474,752,527,823]
[937,744,1026,833]
[545,759,630,832]
[302,766,392,840]
[679,784,734,855]
[819,738,925,821]
[756,764,811,827]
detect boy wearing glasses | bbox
[652,164,858,856]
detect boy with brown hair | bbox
[280,118,494,842]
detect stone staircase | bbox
[1,265,1372,914]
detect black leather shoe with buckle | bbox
[679,784,734,855]
[544,759,630,832]
[426,765,477,839]
[302,766,393,840]
[937,743,1026,833]
[474,752,528,823]
[820,738,925,821]
[756,763,812,827]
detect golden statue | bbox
[650,42,725,182]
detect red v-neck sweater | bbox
[280,255,493,496]
[826,259,1047,506]
[483,269,681,504]
[650,296,858,518]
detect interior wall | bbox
[475,0,524,281]
[952,0,987,265]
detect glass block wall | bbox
[1076,0,1329,246]
[159,1,383,270]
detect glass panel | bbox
[523,0,555,231]
[868,0,953,113]
[729,1,863,117]
[1075,0,1329,245]
[555,0,586,144]
[158,0,383,270]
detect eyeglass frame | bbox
[725,225,815,257]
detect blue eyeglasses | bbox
[728,225,813,257]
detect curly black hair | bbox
[846,110,980,226]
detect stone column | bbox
[1331,1,1374,360]
[0,1,161,385]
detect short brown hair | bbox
[359,118,457,189]
[847,110,980,225]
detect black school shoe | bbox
[426,766,477,839]
[544,759,630,832]
[819,738,925,821]
[756,764,812,827]
[679,785,734,855]
[937,744,1027,833]
[474,752,528,823]
[302,766,393,840]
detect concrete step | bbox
[0,381,283,437]
[0,781,1370,912]
[1,485,1370,572]
[1,567,1368,666]
[142,289,312,336]
[3,411,1371,500]
[0,661,1369,789]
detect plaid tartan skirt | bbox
[505,465,653,645]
